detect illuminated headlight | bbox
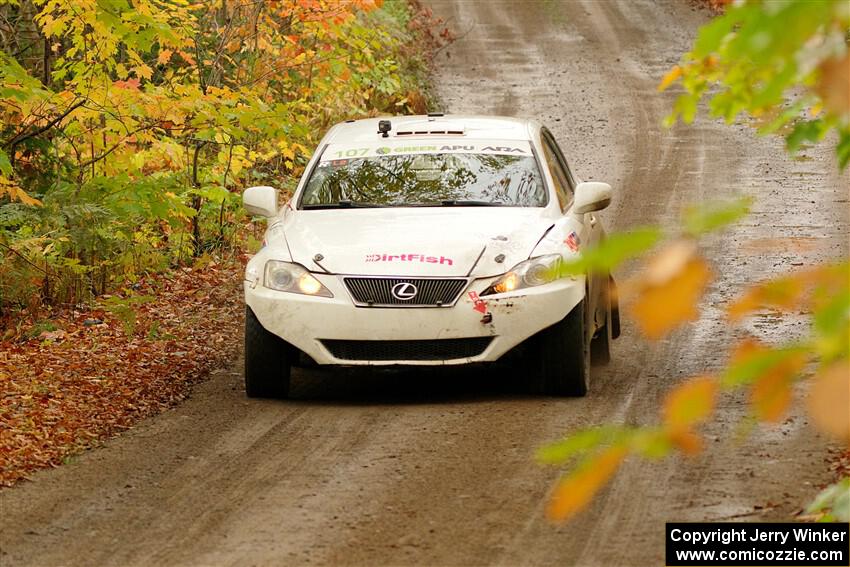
[481,254,563,296]
[264,260,333,297]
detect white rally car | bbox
[242,115,619,398]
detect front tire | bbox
[244,307,292,398]
[531,300,590,397]
[591,276,614,365]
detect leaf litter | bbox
[0,260,243,487]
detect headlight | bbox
[264,261,333,297]
[481,254,563,296]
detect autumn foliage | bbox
[0,0,437,309]
[0,0,442,484]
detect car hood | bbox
[278,207,555,277]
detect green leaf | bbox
[0,149,12,176]
[682,196,753,236]
[691,10,738,58]
[786,120,826,154]
[806,477,850,522]
[558,227,662,276]
[836,130,850,170]
[536,426,630,465]
[629,428,673,459]
[721,345,808,388]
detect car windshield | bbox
[299,153,546,208]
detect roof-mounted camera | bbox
[378,120,392,138]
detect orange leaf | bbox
[728,337,765,365]
[657,65,682,92]
[728,276,806,322]
[547,445,628,522]
[668,429,704,456]
[114,78,141,90]
[806,361,850,441]
[157,49,173,65]
[727,265,846,322]
[663,375,718,430]
[630,242,712,339]
[749,351,806,422]
[177,50,196,65]
[815,54,850,117]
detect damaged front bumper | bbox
[244,274,585,366]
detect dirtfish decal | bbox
[365,253,454,265]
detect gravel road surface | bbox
[2,1,848,565]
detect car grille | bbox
[321,337,493,361]
[343,277,468,307]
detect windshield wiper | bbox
[439,200,504,207]
[303,200,386,210]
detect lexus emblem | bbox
[391,282,418,301]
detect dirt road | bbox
[2,1,848,565]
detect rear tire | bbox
[531,300,590,397]
[244,306,292,398]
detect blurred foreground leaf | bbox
[629,241,712,339]
[682,197,753,236]
[546,445,629,523]
[558,227,661,276]
[806,361,850,441]
[806,477,850,522]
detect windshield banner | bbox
[321,140,533,161]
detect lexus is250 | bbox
[242,114,619,397]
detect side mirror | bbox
[243,186,278,218]
[573,182,612,214]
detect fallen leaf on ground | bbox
[0,260,243,487]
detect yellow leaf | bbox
[806,361,850,441]
[657,65,682,92]
[133,64,153,81]
[663,375,718,430]
[750,351,807,422]
[629,241,712,339]
[547,445,628,523]
[0,176,42,206]
[157,49,173,65]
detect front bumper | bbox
[244,274,585,366]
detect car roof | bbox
[323,114,539,144]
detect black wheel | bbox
[609,275,621,339]
[531,300,590,396]
[244,306,292,398]
[591,277,614,365]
